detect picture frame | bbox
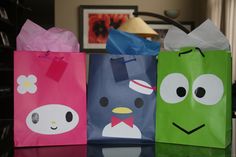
[0,7,8,20]
[146,21,194,49]
[79,5,138,53]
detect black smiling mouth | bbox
[172,122,205,135]
[50,126,58,130]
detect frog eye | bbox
[192,74,224,105]
[160,73,189,104]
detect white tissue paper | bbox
[164,19,230,51]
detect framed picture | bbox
[79,5,138,53]
[0,7,8,20]
[0,32,10,47]
[146,21,194,49]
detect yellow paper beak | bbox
[112,107,133,114]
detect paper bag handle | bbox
[178,47,205,57]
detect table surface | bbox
[0,142,235,157]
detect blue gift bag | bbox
[87,54,157,144]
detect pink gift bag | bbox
[14,51,87,147]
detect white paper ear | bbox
[164,19,230,51]
[26,104,79,135]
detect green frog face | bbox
[156,48,231,148]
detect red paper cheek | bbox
[46,57,68,81]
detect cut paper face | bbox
[100,79,155,139]
[26,104,79,135]
[159,73,224,135]
[156,50,230,148]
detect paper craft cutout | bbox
[160,73,189,104]
[26,104,79,135]
[102,106,141,139]
[192,74,224,105]
[46,57,68,81]
[102,121,141,139]
[100,79,155,139]
[129,80,155,95]
[17,74,37,94]
[110,57,129,82]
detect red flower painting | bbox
[88,14,129,43]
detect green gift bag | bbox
[156,47,232,148]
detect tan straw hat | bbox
[118,17,158,37]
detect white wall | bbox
[55,0,202,37]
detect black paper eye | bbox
[135,98,144,108]
[32,113,39,124]
[100,97,109,107]
[176,87,186,97]
[66,111,73,122]
[195,87,206,98]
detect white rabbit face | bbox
[26,104,79,135]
